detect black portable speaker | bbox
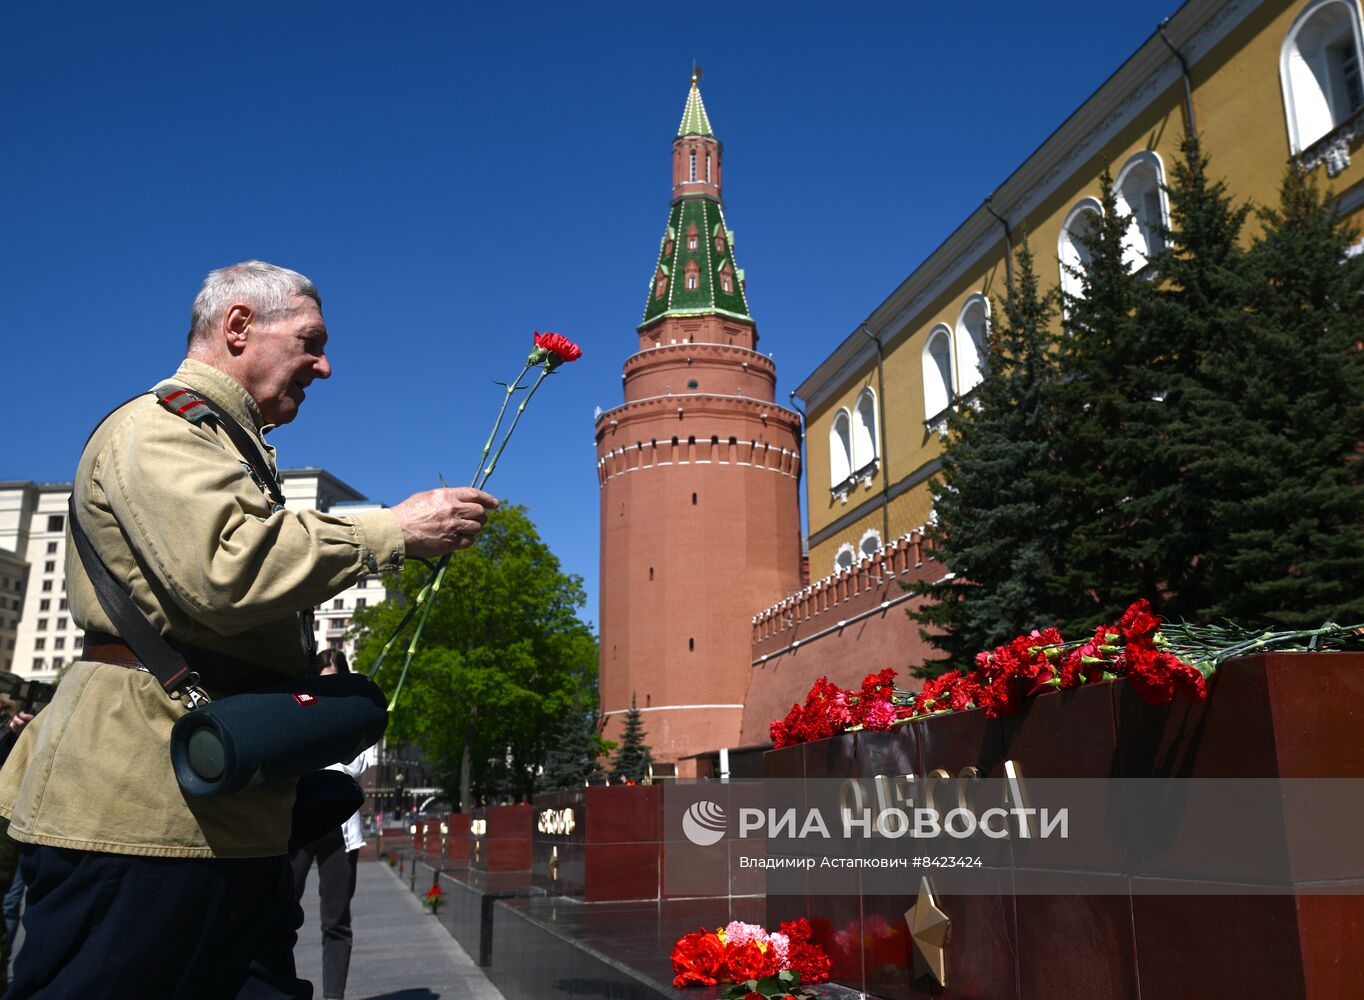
[170,672,388,797]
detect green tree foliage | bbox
[910,239,1064,674]
[609,694,653,783]
[1200,168,1364,624]
[353,504,598,810]
[1048,167,1160,631]
[915,133,1364,663]
[537,693,613,792]
[1131,132,1254,622]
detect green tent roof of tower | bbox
[642,81,751,328]
[677,81,713,137]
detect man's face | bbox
[240,294,331,425]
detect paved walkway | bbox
[296,860,504,1000]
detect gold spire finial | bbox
[691,61,703,86]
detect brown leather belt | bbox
[82,630,286,696]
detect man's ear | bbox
[224,304,253,353]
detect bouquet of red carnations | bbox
[423,881,445,914]
[671,918,830,997]
[770,599,1364,747]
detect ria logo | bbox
[682,800,727,846]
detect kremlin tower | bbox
[595,72,803,776]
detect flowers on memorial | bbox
[769,600,1364,746]
[423,881,445,913]
[670,918,830,994]
[370,330,584,710]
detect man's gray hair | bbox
[188,260,321,346]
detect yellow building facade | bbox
[797,0,1364,581]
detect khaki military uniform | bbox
[0,358,404,858]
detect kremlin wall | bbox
[599,0,1364,776]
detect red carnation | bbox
[861,698,897,731]
[722,940,767,983]
[1118,599,1161,643]
[859,667,896,703]
[671,928,726,987]
[531,331,583,369]
[786,941,832,984]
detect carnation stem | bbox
[475,367,552,490]
[384,364,554,710]
[473,363,535,485]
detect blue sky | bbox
[1,1,1183,628]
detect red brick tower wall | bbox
[596,338,802,770]
[595,79,803,774]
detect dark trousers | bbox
[2,844,311,1000]
[290,829,357,1000]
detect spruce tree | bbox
[1047,167,1159,631]
[1129,132,1252,621]
[1199,167,1364,624]
[609,694,653,783]
[538,707,609,792]
[910,239,1065,673]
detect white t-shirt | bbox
[328,749,370,853]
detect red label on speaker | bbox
[294,692,318,707]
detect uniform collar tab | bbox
[170,358,265,432]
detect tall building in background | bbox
[595,73,803,776]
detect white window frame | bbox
[922,325,955,424]
[829,409,853,501]
[1058,198,1104,305]
[851,388,878,482]
[834,543,856,573]
[858,528,883,560]
[954,294,990,396]
[1280,0,1364,154]
[1114,151,1169,272]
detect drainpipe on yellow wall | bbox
[860,325,891,543]
[984,196,1013,290]
[1158,18,1198,138]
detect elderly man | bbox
[0,261,496,998]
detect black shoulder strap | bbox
[183,395,312,661]
[160,388,288,511]
[69,495,196,698]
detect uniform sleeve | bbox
[99,403,405,635]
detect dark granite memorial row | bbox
[532,785,667,901]
[763,652,1364,1000]
[391,653,1363,999]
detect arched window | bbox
[858,529,882,559]
[1115,152,1168,270]
[1281,0,1364,157]
[1059,199,1103,303]
[687,224,699,250]
[851,388,878,478]
[922,326,954,420]
[689,150,698,182]
[829,409,852,495]
[954,295,990,395]
[834,543,855,573]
